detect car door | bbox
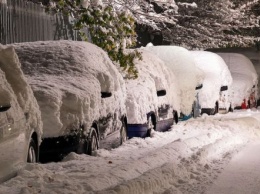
[0,101,26,182]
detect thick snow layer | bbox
[1,110,260,193]
[0,45,42,142]
[125,49,181,124]
[12,40,126,138]
[142,45,204,115]
[216,53,258,107]
[191,51,233,109]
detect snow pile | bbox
[142,45,204,115]
[1,110,260,193]
[191,51,233,109]
[12,40,126,138]
[125,49,181,124]
[216,53,258,107]
[0,45,42,141]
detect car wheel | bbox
[87,128,98,156]
[120,121,127,145]
[213,101,219,115]
[147,117,154,137]
[27,138,37,163]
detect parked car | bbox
[0,45,42,182]
[142,45,204,119]
[125,49,180,138]
[216,53,258,110]
[191,51,233,115]
[12,40,127,163]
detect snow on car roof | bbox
[142,45,203,115]
[191,51,232,109]
[216,53,258,85]
[0,45,43,141]
[12,40,126,138]
[125,49,181,123]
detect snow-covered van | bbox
[191,51,233,115]
[216,53,258,109]
[0,45,42,182]
[142,45,204,119]
[12,40,127,162]
[125,49,180,138]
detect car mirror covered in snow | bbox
[0,104,11,112]
[195,84,203,90]
[157,90,166,97]
[101,92,112,98]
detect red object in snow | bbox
[241,99,247,109]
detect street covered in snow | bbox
[1,109,260,194]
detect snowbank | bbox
[216,53,258,107]
[0,45,42,142]
[191,51,233,110]
[1,110,260,193]
[142,45,204,115]
[125,49,181,124]
[12,40,126,138]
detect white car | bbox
[191,51,233,115]
[142,45,204,119]
[216,53,258,109]
[125,49,180,138]
[12,40,127,163]
[0,46,42,182]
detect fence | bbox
[0,0,80,44]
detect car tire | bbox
[120,121,127,145]
[147,117,154,137]
[87,128,98,156]
[27,138,37,163]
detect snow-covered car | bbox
[0,45,42,182]
[125,49,180,138]
[142,45,204,119]
[191,51,233,115]
[216,53,258,110]
[12,40,127,162]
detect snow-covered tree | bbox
[45,0,141,78]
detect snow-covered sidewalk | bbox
[1,110,260,194]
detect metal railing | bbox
[0,0,80,44]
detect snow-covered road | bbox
[205,141,260,194]
[1,109,260,194]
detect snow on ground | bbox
[1,109,260,194]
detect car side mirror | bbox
[220,86,228,91]
[195,84,203,90]
[157,90,166,97]
[0,104,11,112]
[101,92,112,98]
